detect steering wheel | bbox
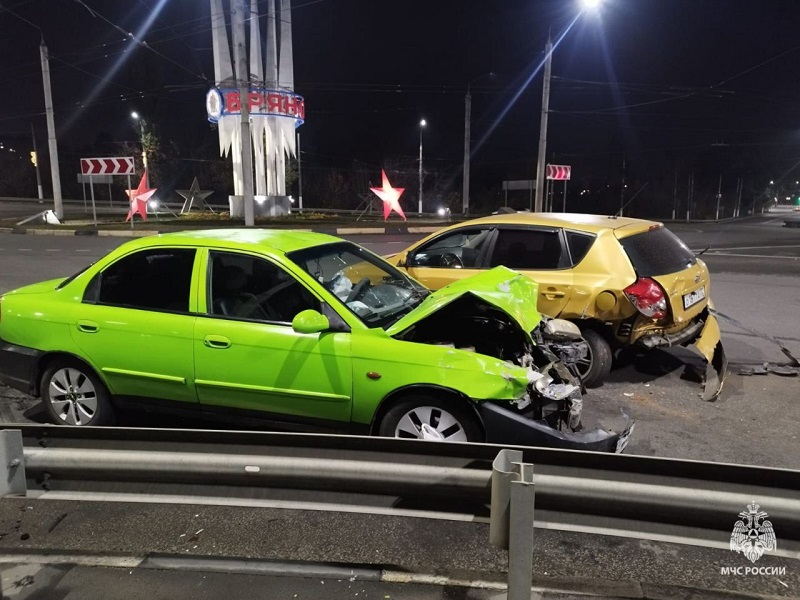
[440,253,463,268]
[345,277,371,303]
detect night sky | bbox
[2,0,800,214]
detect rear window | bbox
[619,227,695,277]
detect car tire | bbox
[378,395,483,442]
[576,329,612,388]
[41,359,114,426]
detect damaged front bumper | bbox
[478,402,635,453]
[635,310,727,401]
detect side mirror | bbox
[292,309,330,334]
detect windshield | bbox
[287,241,429,329]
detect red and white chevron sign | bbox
[546,164,571,180]
[80,157,135,176]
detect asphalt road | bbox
[0,215,798,598]
[0,217,798,469]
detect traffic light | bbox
[30,151,37,167]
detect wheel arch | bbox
[33,352,108,398]
[369,384,485,438]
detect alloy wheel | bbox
[394,406,468,441]
[48,367,98,426]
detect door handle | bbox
[76,320,99,333]
[542,289,565,299]
[203,335,231,349]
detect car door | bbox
[71,247,199,405]
[486,227,573,317]
[193,250,353,427]
[403,226,495,290]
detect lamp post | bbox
[463,72,495,216]
[131,111,148,187]
[418,118,427,215]
[534,0,602,213]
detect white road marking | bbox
[707,252,800,260]
[700,244,800,251]
[46,249,61,252]
[18,248,31,252]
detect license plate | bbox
[682,286,706,309]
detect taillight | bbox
[623,278,667,320]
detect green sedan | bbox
[0,229,631,451]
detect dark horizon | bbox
[2,0,800,216]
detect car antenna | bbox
[695,247,710,257]
[612,182,650,218]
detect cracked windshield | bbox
[0,0,797,598]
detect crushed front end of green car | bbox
[0,230,633,452]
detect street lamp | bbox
[533,0,603,212]
[131,111,148,187]
[462,72,495,215]
[418,118,427,215]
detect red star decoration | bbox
[370,170,406,221]
[125,170,156,222]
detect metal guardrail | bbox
[1,425,800,593]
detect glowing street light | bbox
[418,119,427,215]
[534,0,603,212]
[131,111,149,186]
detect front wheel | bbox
[378,396,482,442]
[41,359,114,426]
[575,329,612,388]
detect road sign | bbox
[77,174,112,184]
[546,164,571,181]
[502,180,535,191]
[80,157,135,176]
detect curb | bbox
[1,225,444,238]
[0,552,789,599]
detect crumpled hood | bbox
[386,266,541,339]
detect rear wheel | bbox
[41,359,114,426]
[378,395,482,442]
[575,329,612,388]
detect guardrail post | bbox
[490,449,535,600]
[0,430,26,497]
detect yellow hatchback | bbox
[392,212,726,399]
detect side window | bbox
[566,231,595,266]
[411,228,493,268]
[84,248,196,312]
[488,229,563,270]
[208,251,320,323]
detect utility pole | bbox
[418,119,426,215]
[40,40,63,220]
[533,35,553,213]
[619,153,626,216]
[715,174,722,220]
[672,168,678,220]
[297,131,303,211]
[686,173,694,220]
[735,177,743,217]
[232,0,255,226]
[462,90,472,215]
[30,123,43,200]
